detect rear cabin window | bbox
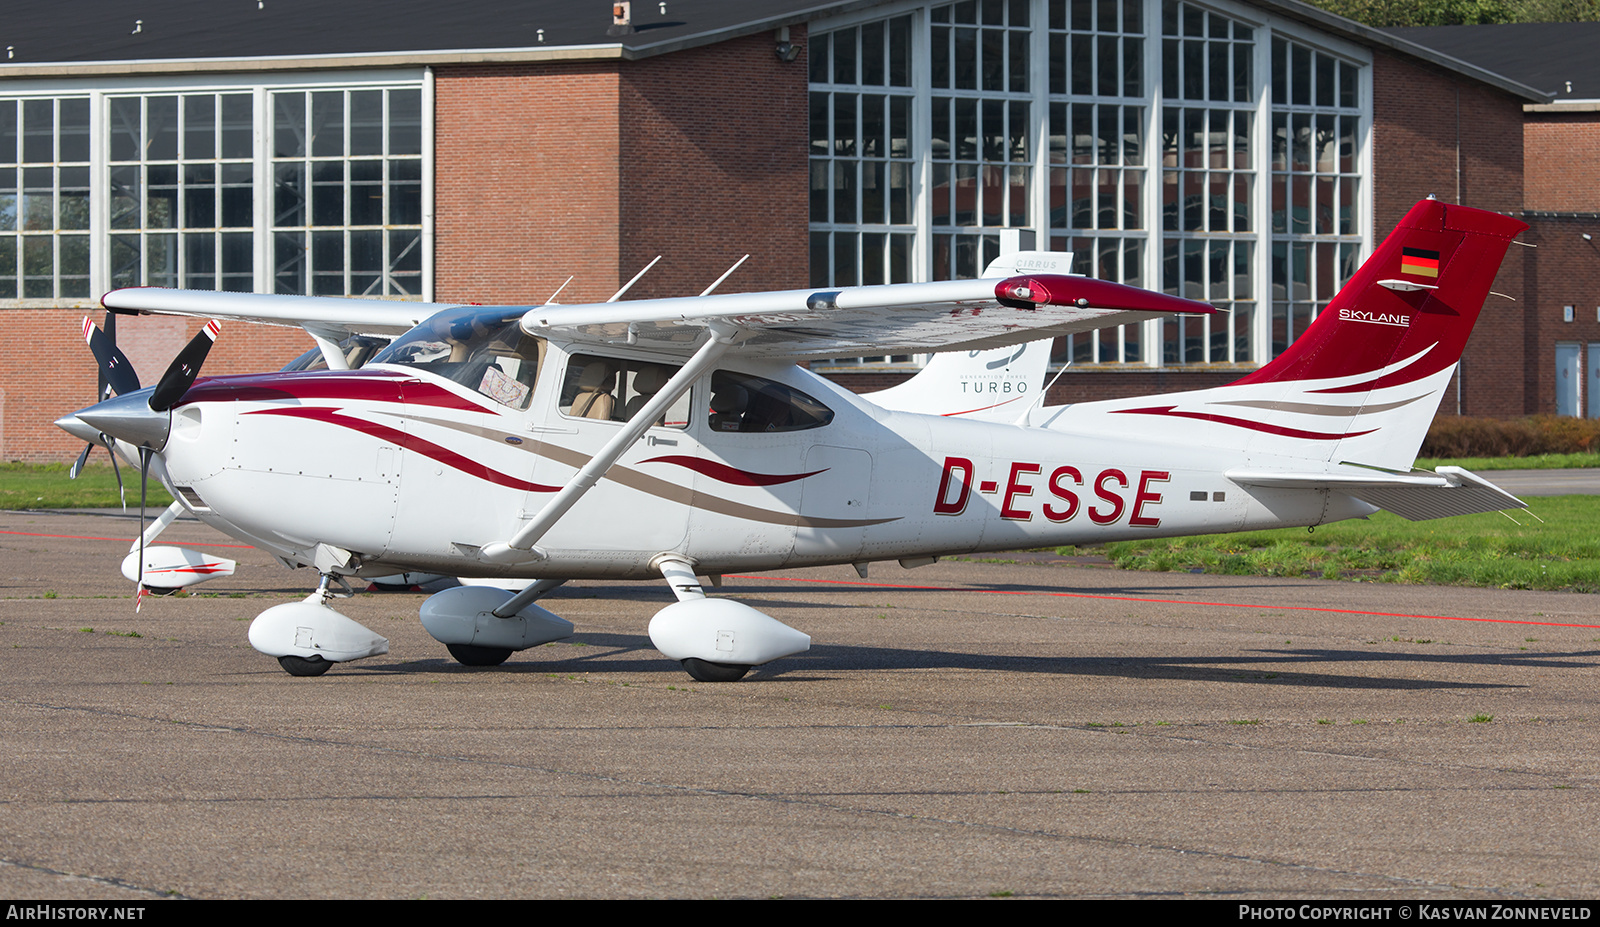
[707,370,834,433]
[559,354,690,429]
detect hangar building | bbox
[0,0,1583,461]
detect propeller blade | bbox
[108,440,126,511]
[68,442,93,480]
[82,316,140,398]
[100,310,117,400]
[148,320,220,412]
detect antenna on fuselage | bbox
[608,255,663,303]
[699,254,751,296]
[1014,354,1071,427]
[545,275,575,304]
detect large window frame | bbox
[0,96,92,300]
[807,0,1373,373]
[0,69,431,308]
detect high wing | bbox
[102,287,454,340]
[104,273,1215,363]
[519,274,1217,359]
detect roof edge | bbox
[0,1,878,75]
[0,44,627,78]
[0,0,1559,100]
[1260,0,1552,103]
[617,0,884,59]
[1525,101,1600,112]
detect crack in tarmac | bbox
[0,856,193,900]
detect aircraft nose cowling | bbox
[71,387,172,452]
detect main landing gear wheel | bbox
[447,643,514,667]
[278,654,333,677]
[680,658,751,683]
[141,585,181,597]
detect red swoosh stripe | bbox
[247,407,562,493]
[639,455,827,486]
[180,371,486,412]
[942,396,1023,417]
[1112,406,1376,441]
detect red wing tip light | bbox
[995,274,1217,316]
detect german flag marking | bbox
[1400,246,1440,278]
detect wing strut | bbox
[305,326,352,370]
[479,321,745,565]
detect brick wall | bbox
[1371,50,1528,417]
[434,33,808,308]
[434,62,623,306]
[1520,215,1600,415]
[619,30,810,298]
[1526,113,1600,213]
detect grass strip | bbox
[1059,495,1600,592]
[0,462,174,510]
[1414,452,1600,471]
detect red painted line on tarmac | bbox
[0,530,255,549]
[726,573,1600,630]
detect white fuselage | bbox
[154,339,1370,581]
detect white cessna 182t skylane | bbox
[58,198,1528,681]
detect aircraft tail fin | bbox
[1234,198,1525,391]
[1070,199,1526,471]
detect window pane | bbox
[349,91,383,156]
[311,92,344,158]
[274,93,306,158]
[185,95,216,160]
[147,96,179,161]
[221,94,253,159]
[22,100,52,163]
[311,161,344,226]
[59,99,89,163]
[389,90,422,155]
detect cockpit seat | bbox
[708,384,748,432]
[571,363,617,420]
[622,365,672,423]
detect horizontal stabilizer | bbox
[1226,465,1526,521]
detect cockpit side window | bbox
[369,306,546,410]
[707,370,833,433]
[559,354,689,428]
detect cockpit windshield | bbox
[369,305,546,410]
